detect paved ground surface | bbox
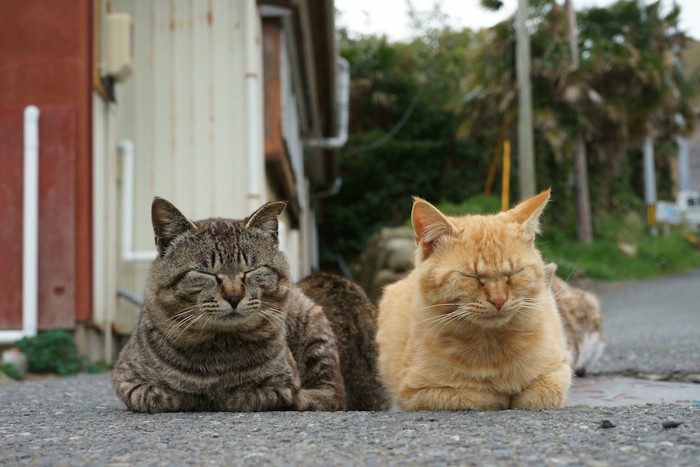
[1,270,699,465]
[589,269,700,378]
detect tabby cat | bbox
[112,198,345,413]
[544,263,605,377]
[297,272,389,411]
[376,190,572,411]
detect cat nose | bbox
[224,292,244,309]
[489,297,506,310]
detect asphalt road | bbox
[590,269,700,378]
[1,271,699,466]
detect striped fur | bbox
[298,272,389,411]
[112,198,344,413]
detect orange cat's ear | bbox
[411,196,456,259]
[508,189,551,240]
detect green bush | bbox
[14,330,82,376]
[538,228,700,281]
[437,195,501,216]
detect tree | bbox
[318,27,491,266]
[461,0,696,237]
[321,0,698,268]
[565,0,593,242]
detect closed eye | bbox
[192,270,221,283]
[242,266,266,279]
[458,271,483,284]
[507,268,525,278]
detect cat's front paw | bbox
[296,388,345,411]
[510,366,571,410]
[222,386,298,412]
[117,381,188,413]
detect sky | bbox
[336,0,700,41]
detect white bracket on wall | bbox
[117,140,157,262]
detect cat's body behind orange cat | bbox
[376,190,572,411]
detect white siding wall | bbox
[280,32,312,280]
[108,0,264,332]
[113,0,255,223]
[94,0,320,338]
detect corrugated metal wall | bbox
[109,0,260,332]
[113,0,253,226]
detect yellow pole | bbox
[501,140,511,211]
[484,123,506,196]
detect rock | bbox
[616,241,637,257]
[599,420,616,429]
[661,421,683,429]
[357,226,415,303]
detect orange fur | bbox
[376,190,572,411]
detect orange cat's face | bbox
[412,191,550,329]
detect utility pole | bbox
[516,0,536,200]
[671,0,691,192]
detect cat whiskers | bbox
[259,301,287,328]
[504,296,548,328]
[197,312,219,339]
[160,305,200,339]
[418,305,478,338]
[164,312,204,343]
[415,303,460,317]
[172,313,206,342]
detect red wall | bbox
[0,106,77,329]
[0,0,93,327]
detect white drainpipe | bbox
[245,0,263,213]
[117,140,157,262]
[304,58,350,149]
[0,106,40,344]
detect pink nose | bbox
[490,298,506,310]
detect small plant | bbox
[84,360,111,374]
[0,362,22,380]
[14,330,82,376]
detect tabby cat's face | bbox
[412,191,551,329]
[146,199,291,333]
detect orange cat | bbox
[376,190,572,411]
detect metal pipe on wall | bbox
[304,58,350,149]
[0,106,41,344]
[245,0,263,213]
[22,105,40,339]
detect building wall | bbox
[112,0,253,227]
[104,0,258,333]
[101,0,317,337]
[0,0,92,330]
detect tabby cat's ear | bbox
[411,196,457,259]
[508,189,551,240]
[245,201,287,237]
[151,197,197,255]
